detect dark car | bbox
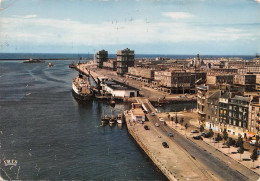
[168,132,173,137]
[144,125,149,130]
[193,136,203,140]
[162,142,169,148]
[202,133,210,138]
[191,130,199,133]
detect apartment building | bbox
[117,48,135,75]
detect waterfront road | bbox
[146,114,250,181]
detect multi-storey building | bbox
[234,74,257,92]
[219,95,250,137]
[248,96,260,134]
[103,59,117,71]
[154,70,193,93]
[128,67,155,83]
[96,50,108,68]
[205,90,221,131]
[207,74,234,85]
[197,85,208,122]
[116,48,135,75]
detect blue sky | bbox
[0,0,259,55]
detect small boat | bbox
[101,110,110,122]
[109,109,116,124]
[116,112,125,124]
[110,99,115,107]
[23,59,45,63]
[48,62,54,67]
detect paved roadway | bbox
[146,114,249,181]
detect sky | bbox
[0,0,259,55]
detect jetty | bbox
[124,98,218,181]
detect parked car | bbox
[201,133,210,138]
[159,118,164,122]
[151,112,155,116]
[191,130,199,133]
[162,142,169,148]
[193,136,203,140]
[144,125,150,130]
[250,140,256,146]
[155,123,160,127]
[168,132,173,137]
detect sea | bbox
[0,53,253,180]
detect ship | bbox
[109,108,116,124]
[72,74,94,101]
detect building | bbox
[154,70,193,93]
[207,74,234,85]
[234,74,257,92]
[96,50,108,68]
[102,80,139,97]
[218,92,231,133]
[219,95,250,137]
[248,96,260,135]
[103,59,117,71]
[117,48,135,75]
[128,67,155,83]
[131,103,145,123]
[205,90,221,131]
[197,85,208,122]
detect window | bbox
[224,110,226,114]
[229,106,232,110]
[233,120,236,126]
[239,122,241,127]
[208,115,210,119]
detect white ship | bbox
[72,74,93,101]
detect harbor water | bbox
[0,60,166,180]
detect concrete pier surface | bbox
[125,112,218,181]
[76,63,196,102]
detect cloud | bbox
[0,16,258,49]
[23,14,37,18]
[162,12,193,19]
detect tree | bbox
[175,119,178,128]
[223,129,228,144]
[200,125,204,133]
[250,148,258,168]
[237,135,243,148]
[209,129,214,143]
[256,135,259,147]
[237,145,244,161]
[180,118,184,125]
[226,138,233,153]
[216,133,221,148]
[185,123,188,135]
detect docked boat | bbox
[101,110,110,122]
[109,99,115,107]
[109,109,116,124]
[116,113,125,124]
[72,74,93,101]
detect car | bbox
[159,118,164,122]
[191,130,199,133]
[151,112,155,116]
[144,125,149,130]
[162,142,169,148]
[193,136,203,140]
[168,132,173,137]
[155,123,160,127]
[250,140,256,146]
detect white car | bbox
[159,118,164,122]
[155,123,160,127]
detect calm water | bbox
[0,60,166,180]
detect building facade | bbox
[96,50,108,68]
[117,48,135,75]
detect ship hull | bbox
[72,89,93,101]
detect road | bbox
[146,114,249,181]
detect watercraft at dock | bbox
[101,110,110,122]
[72,74,94,101]
[116,113,124,124]
[109,109,116,124]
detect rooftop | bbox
[104,80,139,91]
[132,108,145,116]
